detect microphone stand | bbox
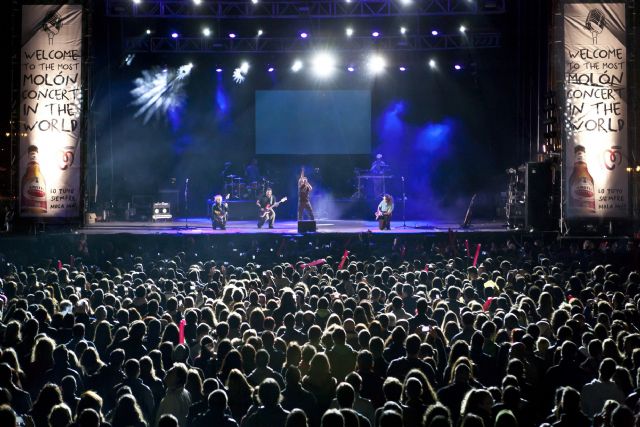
[397,176,411,229]
[184,178,189,229]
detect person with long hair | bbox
[110,394,147,427]
[218,350,243,385]
[185,369,204,406]
[375,194,394,230]
[302,353,336,415]
[27,337,55,397]
[92,321,113,360]
[226,369,254,422]
[140,356,165,408]
[30,383,63,427]
[460,388,493,427]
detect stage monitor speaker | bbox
[525,162,553,230]
[298,220,317,233]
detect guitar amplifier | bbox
[298,220,317,233]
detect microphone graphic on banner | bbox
[585,8,605,44]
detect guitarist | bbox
[256,188,286,229]
[375,194,394,230]
[211,194,229,230]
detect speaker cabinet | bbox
[298,220,317,233]
[525,162,555,230]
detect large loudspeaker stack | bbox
[525,162,559,230]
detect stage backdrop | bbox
[19,4,83,218]
[563,2,628,219]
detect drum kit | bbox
[224,175,273,199]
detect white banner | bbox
[563,3,628,219]
[19,5,83,218]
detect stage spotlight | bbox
[202,28,211,37]
[233,70,246,83]
[216,68,223,73]
[300,32,308,39]
[251,0,259,4]
[171,32,179,39]
[311,52,337,78]
[454,64,462,70]
[193,0,201,5]
[123,54,135,67]
[400,26,407,35]
[131,63,193,123]
[268,67,274,72]
[347,66,355,72]
[459,25,467,33]
[431,30,439,36]
[132,0,141,4]
[429,59,437,69]
[399,66,406,71]
[367,55,386,74]
[372,31,380,37]
[257,29,263,36]
[181,63,194,76]
[233,61,249,84]
[146,29,151,35]
[229,33,236,38]
[291,60,303,72]
[400,0,413,5]
[346,27,354,37]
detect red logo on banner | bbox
[602,146,622,171]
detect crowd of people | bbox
[0,235,638,427]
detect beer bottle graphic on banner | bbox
[569,145,596,214]
[21,145,47,214]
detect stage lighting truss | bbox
[124,32,500,54]
[107,0,506,18]
[152,202,172,221]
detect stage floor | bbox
[81,218,509,235]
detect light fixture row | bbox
[135,0,421,6]
[145,25,468,39]
[209,55,464,78]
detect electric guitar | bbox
[212,194,230,224]
[260,197,288,219]
[375,210,388,220]
[461,193,477,229]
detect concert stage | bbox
[81,218,509,235]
